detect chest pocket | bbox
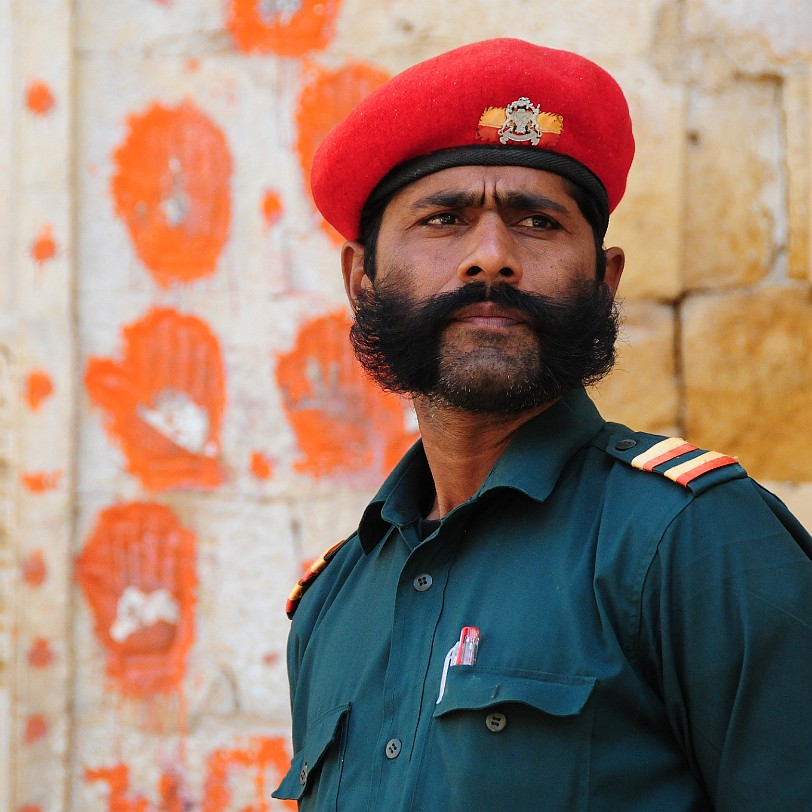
[273,702,350,808]
[420,668,596,811]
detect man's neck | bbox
[413,397,554,519]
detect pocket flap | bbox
[433,668,595,719]
[273,702,351,801]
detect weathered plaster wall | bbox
[0,0,810,809]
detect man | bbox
[273,39,812,810]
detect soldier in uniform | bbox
[274,39,812,810]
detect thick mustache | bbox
[411,282,587,331]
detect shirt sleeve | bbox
[639,477,812,812]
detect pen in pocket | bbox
[437,626,481,704]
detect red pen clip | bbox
[453,626,480,666]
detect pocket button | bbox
[485,712,507,733]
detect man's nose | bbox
[456,215,523,285]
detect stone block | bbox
[334,0,664,68]
[682,288,812,480]
[604,60,685,302]
[785,67,812,281]
[684,80,783,290]
[590,300,679,435]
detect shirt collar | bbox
[357,387,605,553]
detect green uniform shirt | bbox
[274,388,812,811]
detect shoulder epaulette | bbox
[605,433,747,494]
[286,538,349,620]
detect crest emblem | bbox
[499,97,542,144]
[477,98,563,148]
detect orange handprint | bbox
[111,100,232,288]
[75,502,197,697]
[295,62,389,244]
[276,311,418,480]
[85,307,225,491]
[226,0,342,56]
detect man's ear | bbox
[341,241,369,309]
[603,246,625,297]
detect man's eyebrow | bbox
[493,190,570,214]
[407,189,571,214]
[408,190,484,212]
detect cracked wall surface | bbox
[1,0,810,809]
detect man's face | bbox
[342,165,625,413]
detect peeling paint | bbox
[20,471,62,493]
[250,451,275,480]
[25,80,55,116]
[202,737,296,811]
[23,714,48,745]
[30,224,57,265]
[21,550,47,587]
[75,502,197,697]
[24,370,54,411]
[227,0,342,56]
[261,189,283,229]
[84,764,149,812]
[295,62,389,244]
[26,638,55,669]
[276,311,418,479]
[111,101,233,288]
[85,308,225,491]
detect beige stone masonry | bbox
[591,301,679,436]
[682,287,812,481]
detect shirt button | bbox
[385,738,402,759]
[413,573,433,592]
[485,712,507,733]
[299,762,309,785]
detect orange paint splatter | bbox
[250,451,275,480]
[24,370,54,411]
[30,224,57,264]
[27,637,55,669]
[85,307,225,491]
[185,57,201,72]
[202,737,295,812]
[295,62,389,244]
[25,80,55,115]
[111,101,232,288]
[85,765,149,812]
[21,550,47,587]
[24,714,48,745]
[276,311,418,479]
[17,805,43,812]
[75,502,197,697]
[226,0,341,56]
[20,471,62,493]
[261,189,283,229]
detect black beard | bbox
[350,277,620,414]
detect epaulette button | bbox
[615,439,637,451]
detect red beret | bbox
[311,38,635,241]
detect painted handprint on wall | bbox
[276,311,418,480]
[85,307,225,491]
[111,101,232,288]
[75,501,197,697]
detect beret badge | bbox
[477,97,564,148]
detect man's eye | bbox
[520,215,559,229]
[424,212,459,226]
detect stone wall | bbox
[0,0,809,809]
